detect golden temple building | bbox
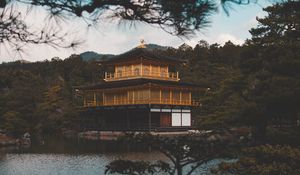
[75,43,205,131]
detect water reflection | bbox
[0,152,167,175]
[0,138,168,175]
[1,154,112,175]
[0,137,225,175]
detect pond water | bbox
[0,152,166,175]
[0,138,225,175]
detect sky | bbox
[0,1,272,63]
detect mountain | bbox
[79,44,172,61]
[144,44,172,51]
[79,51,114,61]
[15,59,31,64]
[1,59,31,64]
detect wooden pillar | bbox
[148,88,151,104]
[159,89,162,104]
[159,66,161,77]
[140,63,143,76]
[93,92,96,106]
[114,66,117,77]
[133,90,135,104]
[189,92,192,105]
[166,66,169,78]
[170,90,172,104]
[148,107,151,132]
[102,92,105,106]
[180,91,182,105]
[127,91,130,104]
[150,64,152,76]
[122,65,125,77]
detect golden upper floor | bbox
[100,47,183,82]
[104,63,179,82]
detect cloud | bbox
[1,2,264,62]
[215,33,244,45]
[242,11,267,32]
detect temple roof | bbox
[100,47,183,64]
[75,78,205,91]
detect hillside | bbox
[79,44,172,61]
[79,51,114,61]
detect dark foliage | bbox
[105,159,170,175]
[0,55,101,136]
[213,145,300,175]
[105,133,235,175]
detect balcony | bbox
[104,70,179,82]
[84,98,201,107]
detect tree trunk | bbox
[176,164,182,175]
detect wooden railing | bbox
[104,70,179,81]
[84,98,201,107]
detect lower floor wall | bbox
[80,106,193,131]
[150,108,191,127]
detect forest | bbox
[0,1,299,144]
[0,1,299,174]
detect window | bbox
[172,113,181,126]
[181,92,190,104]
[134,68,140,76]
[116,67,123,77]
[128,91,134,103]
[143,67,150,75]
[162,90,170,103]
[160,113,171,127]
[117,70,122,77]
[172,91,180,104]
[150,90,160,103]
[161,68,167,77]
[182,113,191,126]
[125,66,131,76]
[151,108,161,112]
[152,66,159,76]
[170,112,191,127]
[105,93,114,105]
